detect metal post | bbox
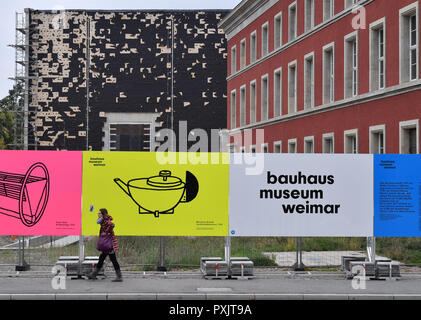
[367,236,376,262]
[293,237,305,271]
[16,236,29,271]
[157,16,175,272]
[77,16,91,278]
[157,237,167,271]
[24,8,30,151]
[224,236,231,265]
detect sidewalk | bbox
[0,271,421,300]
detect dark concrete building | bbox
[18,9,229,151]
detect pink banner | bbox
[0,151,82,235]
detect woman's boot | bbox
[112,270,122,282]
[87,268,98,280]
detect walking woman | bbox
[88,208,122,282]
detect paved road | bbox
[0,271,420,299]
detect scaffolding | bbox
[8,9,37,151]
[8,9,37,270]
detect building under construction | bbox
[10,9,229,151]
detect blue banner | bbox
[374,155,421,237]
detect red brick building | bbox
[219,0,420,155]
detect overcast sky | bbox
[0,0,240,98]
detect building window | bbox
[262,22,269,57]
[274,68,282,117]
[261,75,269,121]
[103,113,158,152]
[250,80,257,123]
[370,19,386,91]
[240,85,246,127]
[230,90,236,129]
[240,38,246,69]
[323,0,334,21]
[304,52,314,109]
[288,139,297,153]
[305,0,314,32]
[274,141,282,153]
[229,143,236,153]
[231,45,237,75]
[109,124,151,151]
[344,129,358,154]
[345,32,358,98]
[323,133,335,153]
[261,143,269,153]
[240,146,246,153]
[323,43,335,104]
[250,31,257,63]
[289,2,297,41]
[288,61,297,114]
[400,3,418,83]
[250,145,256,153]
[304,136,314,153]
[345,0,359,8]
[400,120,419,154]
[274,12,282,49]
[369,125,386,154]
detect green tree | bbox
[0,84,23,150]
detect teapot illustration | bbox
[114,170,199,218]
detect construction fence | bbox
[1,236,420,271]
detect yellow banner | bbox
[82,152,229,236]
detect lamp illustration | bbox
[114,170,199,218]
[0,163,50,227]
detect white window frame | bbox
[262,22,269,57]
[369,18,386,92]
[250,80,257,124]
[261,143,269,153]
[344,129,359,154]
[369,124,386,154]
[344,31,359,98]
[323,42,335,104]
[304,136,315,153]
[323,0,334,21]
[250,31,257,63]
[231,45,237,75]
[250,145,257,153]
[304,52,315,109]
[288,60,298,114]
[322,132,335,154]
[230,89,237,129]
[104,113,158,151]
[274,12,283,49]
[240,38,247,69]
[345,0,359,9]
[305,0,315,32]
[240,146,246,153]
[289,1,298,42]
[261,74,269,121]
[399,119,419,154]
[239,85,247,127]
[274,141,282,153]
[288,138,298,153]
[399,2,419,83]
[274,67,283,117]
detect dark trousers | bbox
[96,252,120,271]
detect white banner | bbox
[229,154,373,237]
